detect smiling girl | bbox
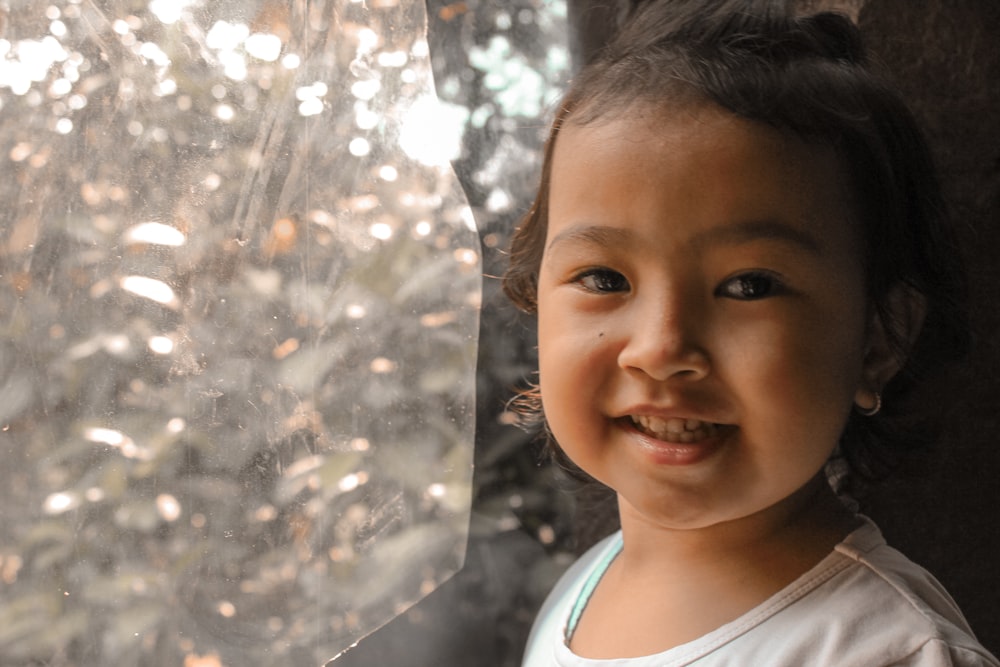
[505,1,998,665]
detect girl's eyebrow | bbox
[690,219,825,255]
[546,220,824,256]
[545,224,634,254]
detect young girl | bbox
[503,1,999,665]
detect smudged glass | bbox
[0,1,480,664]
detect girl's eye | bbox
[717,271,783,300]
[575,268,630,293]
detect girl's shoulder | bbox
[832,516,970,628]
[785,517,998,666]
[521,531,622,667]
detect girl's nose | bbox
[616,296,710,382]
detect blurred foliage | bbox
[424,0,576,543]
[0,0,521,664]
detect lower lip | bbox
[622,421,727,466]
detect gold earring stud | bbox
[856,391,882,417]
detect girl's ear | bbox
[856,284,927,407]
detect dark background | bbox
[857,0,1000,655]
[334,1,1000,664]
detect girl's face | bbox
[536,104,885,531]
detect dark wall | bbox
[858,0,1000,652]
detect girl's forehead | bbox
[555,104,844,190]
[562,102,824,166]
[547,105,861,256]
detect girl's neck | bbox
[615,474,859,570]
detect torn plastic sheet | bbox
[0,1,477,664]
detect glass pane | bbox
[0,1,478,664]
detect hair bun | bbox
[797,11,867,64]
[616,0,866,67]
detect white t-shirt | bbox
[522,518,998,666]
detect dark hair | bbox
[503,0,970,490]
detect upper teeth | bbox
[630,415,716,441]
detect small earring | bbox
[856,391,882,417]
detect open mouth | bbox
[628,415,719,443]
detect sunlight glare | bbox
[125,222,186,246]
[399,95,468,166]
[120,275,177,305]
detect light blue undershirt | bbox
[566,532,624,642]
